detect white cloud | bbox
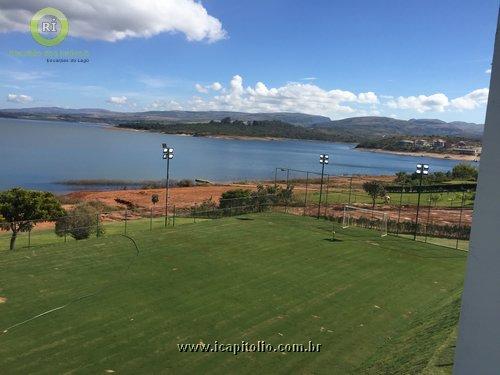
[185,75,381,118]
[486,68,492,74]
[7,93,33,103]
[451,88,489,110]
[211,82,222,91]
[145,76,489,119]
[358,92,378,104]
[195,83,208,93]
[387,93,450,112]
[0,0,226,43]
[386,89,489,113]
[107,96,128,105]
[195,81,224,93]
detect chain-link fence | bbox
[1,171,474,252]
[274,168,474,251]
[0,193,293,251]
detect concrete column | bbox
[454,12,500,375]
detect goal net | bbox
[342,205,388,237]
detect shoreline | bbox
[356,147,479,161]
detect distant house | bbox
[433,139,446,149]
[415,139,431,148]
[452,147,482,156]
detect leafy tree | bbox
[218,185,294,214]
[252,184,292,210]
[55,202,104,240]
[451,163,478,181]
[394,172,411,184]
[362,181,387,209]
[0,188,65,250]
[219,189,253,210]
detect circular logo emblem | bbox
[30,7,69,46]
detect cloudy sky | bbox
[0,0,497,122]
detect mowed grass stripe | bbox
[0,212,465,374]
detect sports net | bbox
[342,205,388,237]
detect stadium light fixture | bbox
[416,163,429,175]
[317,154,329,218]
[414,162,429,240]
[162,143,174,227]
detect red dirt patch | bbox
[62,184,258,210]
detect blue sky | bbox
[0,0,498,122]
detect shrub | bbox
[451,163,478,181]
[177,179,195,187]
[55,203,104,240]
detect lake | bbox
[0,118,465,192]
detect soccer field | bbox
[0,212,466,374]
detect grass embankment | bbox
[0,213,465,373]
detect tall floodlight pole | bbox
[317,154,329,219]
[413,163,429,240]
[162,144,174,227]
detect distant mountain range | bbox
[312,116,484,139]
[0,107,483,139]
[0,107,328,126]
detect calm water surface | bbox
[0,118,465,191]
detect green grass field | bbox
[0,216,207,251]
[295,189,474,208]
[0,212,465,373]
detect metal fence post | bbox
[396,185,404,236]
[96,213,100,238]
[173,205,176,227]
[348,175,353,205]
[425,196,432,242]
[124,209,128,235]
[456,190,466,249]
[304,171,309,216]
[150,208,153,231]
[324,175,330,217]
[28,226,31,248]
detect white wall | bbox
[454,12,500,375]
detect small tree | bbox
[219,189,253,212]
[151,194,159,206]
[362,181,386,209]
[0,188,65,250]
[451,163,478,181]
[55,203,104,240]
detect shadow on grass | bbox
[323,238,343,243]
